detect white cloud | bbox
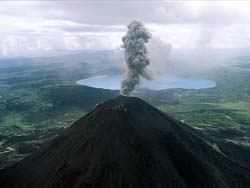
[1,1,250,56]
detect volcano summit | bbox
[0,95,249,188]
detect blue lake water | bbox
[76,74,215,90]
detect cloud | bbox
[147,37,172,75]
[1,1,250,56]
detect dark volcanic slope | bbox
[0,95,250,188]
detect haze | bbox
[1,1,250,57]
[0,1,250,175]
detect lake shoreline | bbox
[76,74,216,90]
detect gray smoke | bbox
[120,20,152,95]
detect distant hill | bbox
[0,95,249,188]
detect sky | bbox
[1,0,250,56]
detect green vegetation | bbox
[0,54,249,168]
[149,66,250,145]
[0,57,118,168]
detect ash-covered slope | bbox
[0,95,250,188]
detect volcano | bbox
[0,95,250,188]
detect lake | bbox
[76,74,215,90]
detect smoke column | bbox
[120,20,152,95]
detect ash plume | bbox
[120,20,152,95]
